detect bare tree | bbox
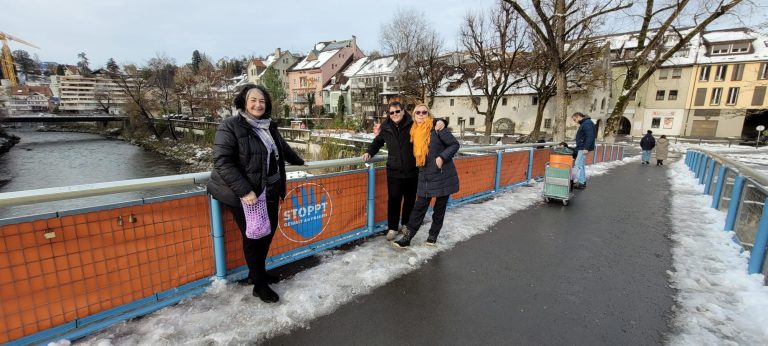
[380,9,448,107]
[93,85,113,114]
[505,0,632,141]
[597,0,745,137]
[458,0,528,137]
[110,64,162,139]
[147,54,178,116]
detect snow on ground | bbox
[671,143,768,175]
[65,158,632,346]
[666,159,768,345]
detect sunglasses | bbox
[414,111,429,115]
[388,110,402,115]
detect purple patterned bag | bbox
[242,191,271,239]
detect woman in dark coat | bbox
[395,104,460,247]
[207,84,304,303]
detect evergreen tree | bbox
[56,64,66,76]
[260,66,286,117]
[191,50,202,74]
[77,52,91,74]
[106,58,119,73]
[337,95,346,118]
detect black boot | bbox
[394,228,414,248]
[239,273,280,285]
[660,160,664,166]
[253,283,279,303]
[657,160,661,166]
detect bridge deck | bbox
[266,159,675,345]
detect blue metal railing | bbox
[685,149,768,277]
[0,142,626,345]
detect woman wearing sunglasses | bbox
[394,103,460,247]
[363,102,444,241]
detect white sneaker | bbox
[399,225,407,234]
[385,230,397,241]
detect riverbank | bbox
[34,124,213,173]
[0,128,21,156]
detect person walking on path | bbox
[362,102,444,241]
[571,112,596,189]
[394,104,460,248]
[640,130,656,165]
[207,84,305,303]
[655,135,669,166]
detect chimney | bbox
[275,48,282,58]
[351,35,358,58]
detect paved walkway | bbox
[266,160,676,345]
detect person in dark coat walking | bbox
[363,102,444,241]
[640,130,656,165]
[571,112,596,189]
[207,84,305,303]
[395,104,460,247]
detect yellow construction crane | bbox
[1,31,39,87]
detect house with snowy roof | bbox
[246,48,300,89]
[9,85,53,114]
[604,27,768,138]
[431,71,609,139]
[287,37,364,115]
[321,54,402,118]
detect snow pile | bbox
[74,158,631,345]
[666,159,768,345]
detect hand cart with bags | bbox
[543,147,574,205]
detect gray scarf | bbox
[241,110,279,173]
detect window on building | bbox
[659,69,669,79]
[726,87,739,105]
[731,64,744,81]
[711,44,730,55]
[715,65,728,81]
[694,88,707,106]
[668,90,678,101]
[532,96,538,105]
[752,86,766,106]
[731,42,750,53]
[651,117,661,128]
[710,87,723,105]
[699,66,711,81]
[601,98,606,110]
[450,99,454,106]
[502,97,507,106]
[656,90,666,100]
[469,118,475,126]
[759,63,768,80]
[544,119,552,129]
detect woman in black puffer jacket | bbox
[207,84,304,303]
[394,104,460,248]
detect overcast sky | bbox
[4,0,765,68]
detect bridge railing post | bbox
[527,148,535,181]
[693,152,701,173]
[704,161,717,194]
[209,195,227,279]
[712,165,728,209]
[601,144,607,162]
[748,197,768,274]
[367,163,376,234]
[695,155,705,180]
[495,150,503,191]
[725,175,746,231]
[592,144,602,165]
[698,157,710,185]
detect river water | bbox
[0,129,194,219]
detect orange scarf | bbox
[410,117,433,167]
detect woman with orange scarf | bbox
[394,104,460,247]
